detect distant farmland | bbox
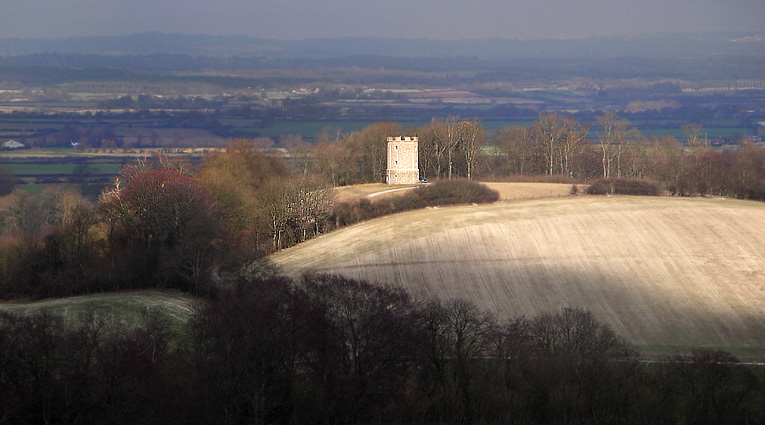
[0,148,206,191]
[272,195,765,356]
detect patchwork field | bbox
[272,195,765,356]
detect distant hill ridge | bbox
[1,31,764,59]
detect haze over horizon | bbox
[1,0,764,41]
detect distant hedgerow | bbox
[586,178,663,196]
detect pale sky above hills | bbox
[1,0,764,40]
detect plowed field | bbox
[272,196,765,354]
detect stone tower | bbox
[386,136,419,185]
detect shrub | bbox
[329,180,499,228]
[586,178,663,196]
[412,179,500,205]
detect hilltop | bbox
[272,194,765,356]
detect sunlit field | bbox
[272,195,765,356]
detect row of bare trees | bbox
[286,113,764,200]
[494,112,765,199]
[497,111,650,181]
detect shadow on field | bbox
[327,260,765,356]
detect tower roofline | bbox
[386,136,418,142]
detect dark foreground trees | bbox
[3,274,762,425]
[0,309,185,425]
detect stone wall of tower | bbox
[386,136,419,185]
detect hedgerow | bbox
[330,180,499,228]
[586,178,664,196]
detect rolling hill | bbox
[271,194,765,356]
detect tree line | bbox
[5,111,765,199]
[1,274,763,425]
[492,112,765,200]
[280,113,765,200]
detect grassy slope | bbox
[334,183,416,202]
[272,195,765,356]
[0,290,197,328]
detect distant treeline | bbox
[1,274,763,425]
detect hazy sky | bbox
[1,0,764,40]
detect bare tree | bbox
[682,123,706,150]
[596,112,634,178]
[650,136,688,195]
[282,134,313,176]
[496,125,536,175]
[533,112,565,176]
[420,117,451,179]
[531,307,630,358]
[443,117,464,180]
[559,118,589,177]
[313,134,359,186]
[259,177,293,251]
[459,118,485,180]
[288,175,335,242]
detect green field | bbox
[272,190,765,358]
[0,148,94,157]
[640,128,752,139]
[16,183,77,195]
[0,290,197,330]
[5,163,122,175]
